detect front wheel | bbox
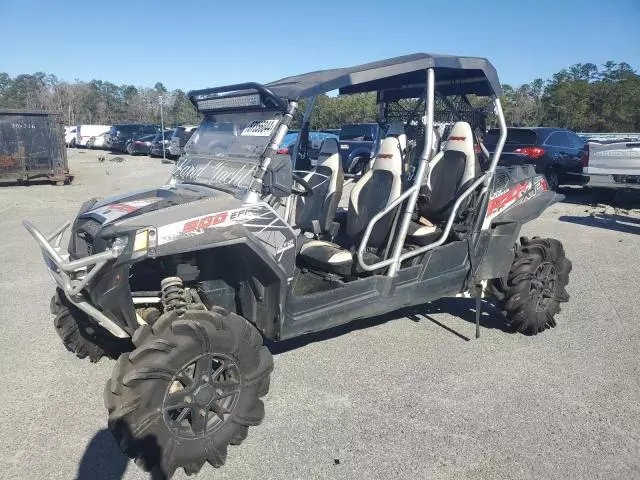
[104,308,273,478]
[52,289,131,362]
[501,237,571,335]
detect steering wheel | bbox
[291,172,313,197]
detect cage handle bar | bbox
[356,172,489,272]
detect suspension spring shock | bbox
[161,277,187,315]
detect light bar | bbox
[196,94,262,111]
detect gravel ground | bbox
[1,149,639,480]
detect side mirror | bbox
[262,154,292,198]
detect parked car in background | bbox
[86,133,107,149]
[338,123,379,174]
[169,125,198,158]
[583,138,640,201]
[105,124,159,152]
[149,130,175,158]
[64,126,77,147]
[484,127,586,191]
[578,132,640,142]
[127,134,157,155]
[277,131,339,166]
[76,125,111,148]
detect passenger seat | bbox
[407,121,479,245]
[298,124,405,275]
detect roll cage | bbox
[187,53,508,278]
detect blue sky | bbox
[1,0,639,91]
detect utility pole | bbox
[159,96,166,161]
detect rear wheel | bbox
[501,237,571,335]
[104,308,273,478]
[126,143,134,155]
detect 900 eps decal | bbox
[156,202,297,278]
[158,206,266,244]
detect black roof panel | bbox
[265,53,502,100]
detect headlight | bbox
[133,227,157,255]
[111,236,129,256]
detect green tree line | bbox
[0,61,638,131]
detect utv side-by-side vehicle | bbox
[24,53,572,478]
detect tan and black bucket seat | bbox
[298,123,406,275]
[294,138,344,239]
[407,121,480,245]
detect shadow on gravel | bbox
[76,424,168,480]
[76,429,129,480]
[554,186,593,207]
[268,297,511,355]
[0,178,73,187]
[553,186,640,209]
[559,212,640,235]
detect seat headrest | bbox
[443,121,477,185]
[444,122,474,157]
[318,137,339,155]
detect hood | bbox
[80,184,231,226]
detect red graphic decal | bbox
[487,181,531,216]
[182,212,229,233]
[109,203,137,213]
[183,219,200,233]
[538,178,549,191]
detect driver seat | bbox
[298,124,405,275]
[294,138,344,239]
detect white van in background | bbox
[76,125,111,147]
[64,126,77,147]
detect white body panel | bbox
[585,141,640,189]
[76,125,111,147]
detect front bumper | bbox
[23,219,130,338]
[107,139,127,151]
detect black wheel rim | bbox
[529,262,557,312]
[163,353,241,439]
[547,171,558,190]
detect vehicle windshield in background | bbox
[172,110,283,191]
[110,125,138,136]
[174,126,195,141]
[339,124,376,141]
[485,128,538,146]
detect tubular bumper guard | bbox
[23,219,130,338]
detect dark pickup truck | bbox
[338,123,378,174]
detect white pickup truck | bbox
[583,138,640,192]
